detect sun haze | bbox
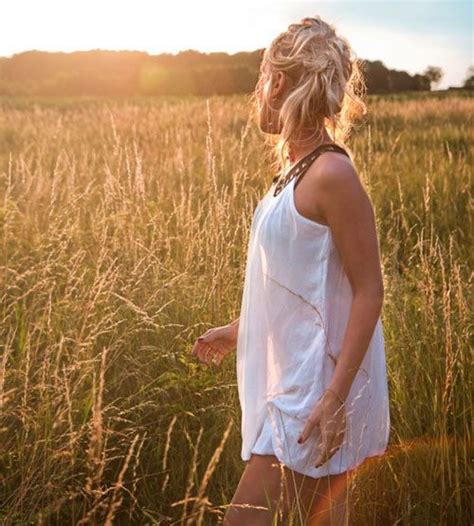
[1,0,472,89]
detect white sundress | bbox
[235,146,391,478]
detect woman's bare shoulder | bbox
[307,152,361,193]
[303,152,373,223]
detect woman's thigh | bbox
[223,453,350,526]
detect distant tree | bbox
[463,65,474,90]
[413,73,431,91]
[423,66,443,89]
[363,60,390,93]
[388,69,418,91]
[0,49,441,97]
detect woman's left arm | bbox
[322,159,385,402]
[297,156,384,466]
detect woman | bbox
[191,15,390,525]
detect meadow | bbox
[0,90,472,525]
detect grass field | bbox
[0,90,472,525]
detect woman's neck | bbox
[286,130,335,165]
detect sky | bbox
[1,0,472,89]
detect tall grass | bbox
[0,91,472,525]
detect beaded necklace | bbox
[272,143,350,197]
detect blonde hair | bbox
[250,15,367,172]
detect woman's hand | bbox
[297,388,347,468]
[190,321,238,367]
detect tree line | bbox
[0,49,457,97]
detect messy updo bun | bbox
[251,15,367,170]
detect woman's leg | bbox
[223,453,350,526]
[304,469,350,526]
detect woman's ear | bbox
[271,71,287,101]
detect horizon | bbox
[1,0,472,90]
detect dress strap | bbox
[294,144,350,190]
[273,143,350,197]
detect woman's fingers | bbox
[206,346,227,367]
[191,339,203,357]
[191,339,206,360]
[191,335,211,358]
[199,344,212,364]
[298,413,338,468]
[314,414,346,467]
[191,330,230,366]
[193,342,221,366]
[297,412,319,444]
[212,352,224,366]
[314,429,336,467]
